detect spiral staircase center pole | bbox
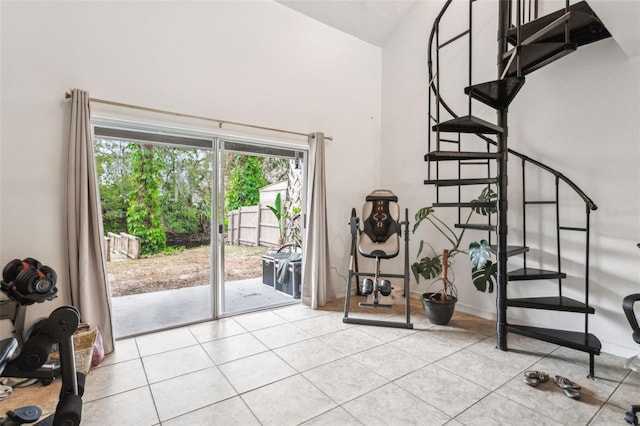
[496,0,511,351]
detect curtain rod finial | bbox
[65,92,72,99]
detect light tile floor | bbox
[81,305,639,425]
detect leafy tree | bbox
[96,140,282,252]
[225,154,267,213]
[158,147,212,236]
[94,139,133,233]
[127,144,166,255]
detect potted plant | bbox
[411,187,498,325]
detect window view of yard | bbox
[94,136,302,299]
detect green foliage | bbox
[225,155,267,213]
[412,188,498,293]
[468,239,492,270]
[99,184,129,233]
[126,144,166,255]
[162,202,201,234]
[267,193,285,242]
[471,187,498,216]
[266,193,283,222]
[95,139,214,251]
[94,140,133,233]
[267,193,303,248]
[96,140,281,254]
[158,147,212,236]
[471,260,497,292]
[411,256,442,282]
[412,205,464,261]
[469,239,497,292]
[413,207,434,233]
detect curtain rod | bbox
[64,92,333,141]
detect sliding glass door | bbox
[93,125,217,337]
[218,139,307,315]
[93,119,307,336]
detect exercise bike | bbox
[0,258,84,425]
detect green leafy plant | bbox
[412,187,498,298]
[469,239,497,292]
[267,193,285,245]
[267,193,302,248]
[225,155,267,213]
[127,144,166,255]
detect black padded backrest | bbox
[623,294,640,345]
[362,194,399,244]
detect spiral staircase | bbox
[426,0,611,377]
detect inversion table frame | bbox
[343,207,413,329]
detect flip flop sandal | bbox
[0,385,13,401]
[7,378,39,388]
[554,375,581,399]
[523,370,548,387]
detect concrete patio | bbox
[111,277,299,338]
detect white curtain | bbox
[66,89,114,354]
[302,132,334,308]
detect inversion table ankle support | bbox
[343,190,413,329]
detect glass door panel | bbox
[219,140,306,315]
[94,133,215,337]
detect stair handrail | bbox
[427,0,597,212]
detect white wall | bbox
[382,0,640,357]
[0,0,382,324]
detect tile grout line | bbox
[585,369,633,424]
[134,336,163,425]
[91,307,631,425]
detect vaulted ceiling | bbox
[276,0,418,47]
[277,0,639,57]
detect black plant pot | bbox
[421,292,457,325]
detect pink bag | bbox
[91,327,105,368]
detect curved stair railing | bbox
[425,0,610,376]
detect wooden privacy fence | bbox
[105,232,141,261]
[228,205,280,248]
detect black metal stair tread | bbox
[507,296,595,313]
[506,1,611,47]
[424,178,497,186]
[490,245,529,257]
[455,223,496,231]
[506,42,577,77]
[525,200,557,205]
[508,267,566,281]
[464,77,525,109]
[432,115,504,134]
[432,202,497,208]
[424,151,499,161]
[508,324,601,354]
